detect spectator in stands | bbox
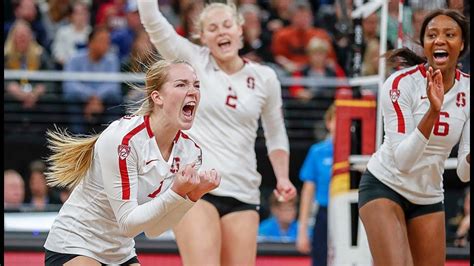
[289,38,345,101]
[63,26,122,134]
[27,160,59,211]
[404,8,430,58]
[239,4,274,63]
[332,0,353,73]
[4,169,26,211]
[361,13,381,92]
[271,1,336,73]
[296,103,335,266]
[259,193,299,242]
[4,19,54,109]
[4,0,49,49]
[95,0,127,30]
[110,0,146,64]
[52,1,91,69]
[264,0,294,34]
[38,0,73,49]
[446,0,470,73]
[122,30,156,103]
[121,30,155,73]
[454,188,470,247]
[175,0,204,43]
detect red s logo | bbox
[456,92,466,107]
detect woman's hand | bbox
[187,169,221,202]
[274,178,297,202]
[172,164,200,198]
[426,66,444,113]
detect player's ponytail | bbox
[385,47,426,68]
[45,128,100,189]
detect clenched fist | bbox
[187,169,221,202]
[171,164,200,198]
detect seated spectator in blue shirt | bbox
[63,26,122,134]
[259,193,299,242]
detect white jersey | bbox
[138,1,289,204]
[368,64,470,205]
[44,115,201,264]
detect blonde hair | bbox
[45,58,193,189]
[127,57,193,116]
[4,19,43,70]
[45,128,100,189]
[194,1,245,39]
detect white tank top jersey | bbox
[44,115,202,264]
[368,64,470,205]
[138,1,290,205]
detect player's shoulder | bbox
[387,64,425,83]
[384,64,426,93]
[99,115,152,145]
[175,131,201,151]
[175,131,202,164]
[242,57,276,76]
[456,68,470,88]
[243,58,279,80]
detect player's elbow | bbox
[118,223,141,238]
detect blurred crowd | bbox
[4,0,470,132]
[3,0,470,247]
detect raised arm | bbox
[137,0,201,62]
[457,118,470,182]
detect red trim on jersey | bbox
[180,131,201,149]
[418,64,426,78]
[173,131,181,143]
[455,69,461,81]
[391,67,419,133]
[120,122,147,200]
[144,115,154,137]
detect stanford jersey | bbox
[44,115,201,264]
[138,1,289,204]
[368,64,470,205]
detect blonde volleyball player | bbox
[358,9,470,266]
[138,1,297,265]
[43,59,221,265]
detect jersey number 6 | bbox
[433,111,449,136]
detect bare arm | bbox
[268,149,297,201]
[296,182,315,254]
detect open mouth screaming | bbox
[182,101,196,119]
[433,49,449,64]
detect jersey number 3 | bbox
[433,111,449,136]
